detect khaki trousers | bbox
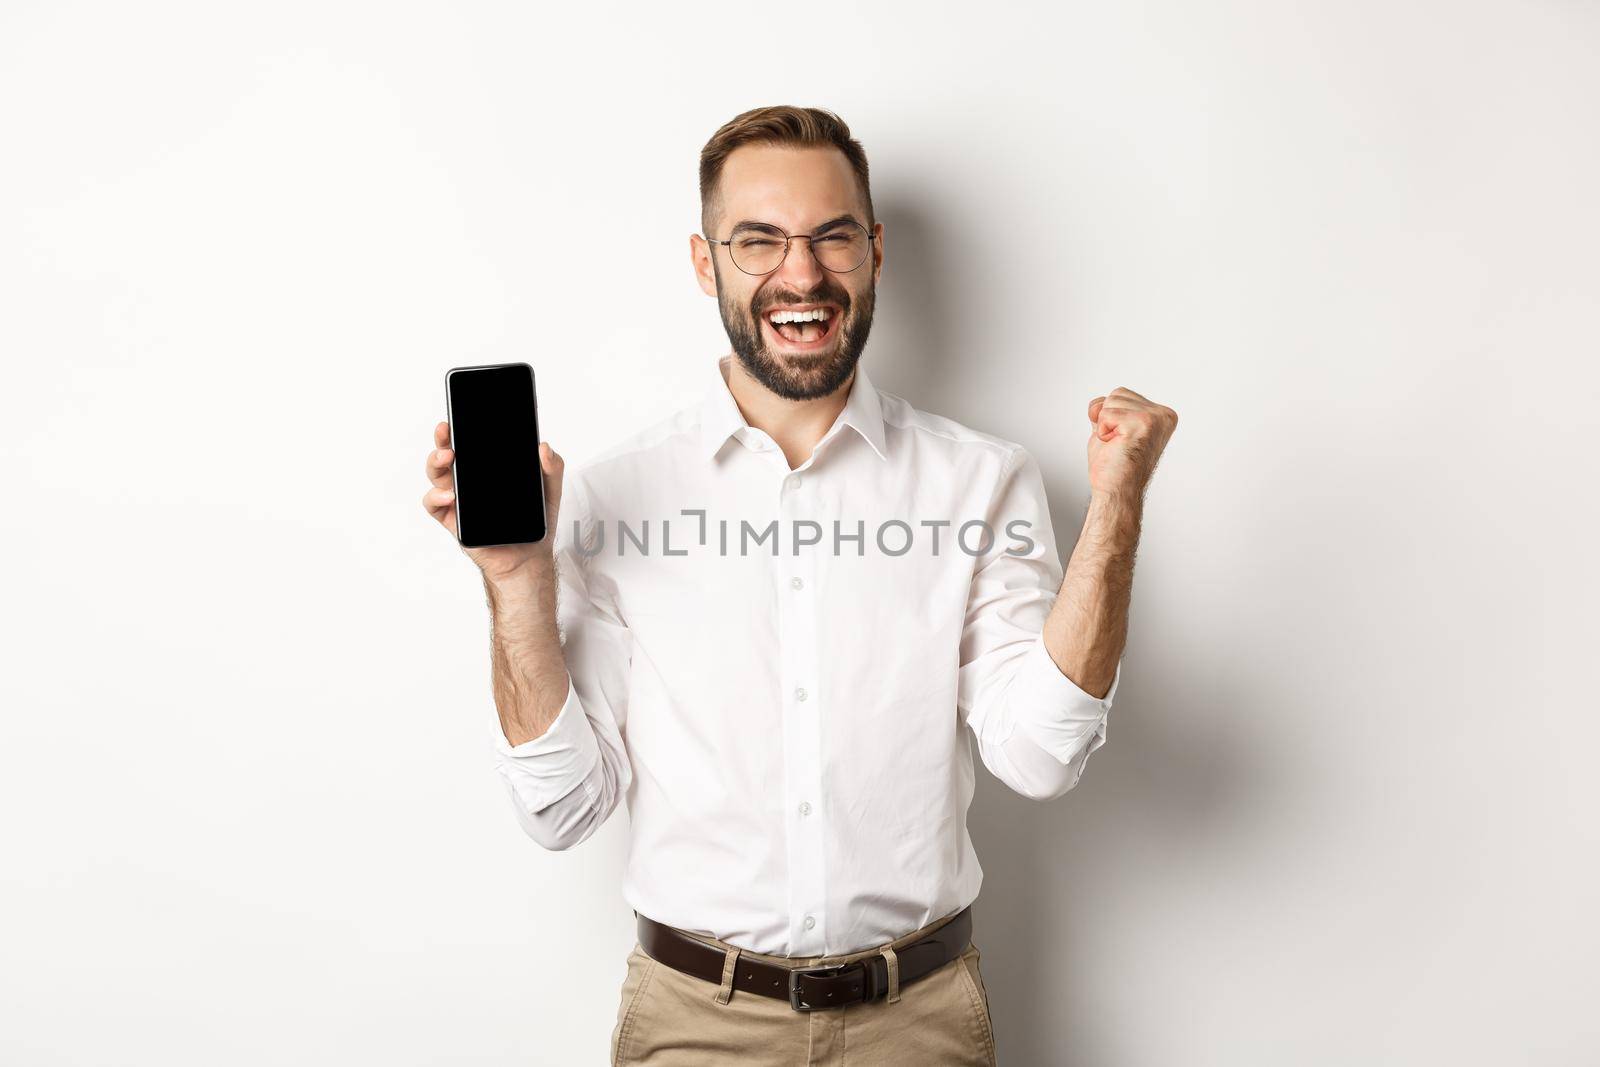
[609,908,997,1066]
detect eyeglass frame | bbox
[702,218,879,276]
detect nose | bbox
[771,235,826,291]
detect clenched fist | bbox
[1086,388,1178,500]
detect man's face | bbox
[693,144,884,401]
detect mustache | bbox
[752,287,850,315]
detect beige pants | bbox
[609,909,997,1066]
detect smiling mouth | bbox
[761,305,843,351]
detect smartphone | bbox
[444,362,547,548]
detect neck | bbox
[725,357,855,471]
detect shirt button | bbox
[799,801,811,816]
[786,474,802,489]
[804,915,816,930]
[795,687,808,702]
[790,576,804,590]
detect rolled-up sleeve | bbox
[958,446,1123,802]
[491,472,633,850]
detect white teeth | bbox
[767,307,833,325]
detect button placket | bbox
[777,462,827,954]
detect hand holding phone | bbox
[423,362,563,582]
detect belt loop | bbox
[880,944,901,1004]
[714,945,741,1005]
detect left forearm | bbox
[1041,489,1142,699]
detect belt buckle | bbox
[788,962,862,1012]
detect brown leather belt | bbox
[635,905,973,1012]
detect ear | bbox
[870,221,884,287]
[691,234,718,297]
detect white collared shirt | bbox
[492,354,1122,956]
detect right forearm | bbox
[483,562,570,747]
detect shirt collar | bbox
[699,353,889,463]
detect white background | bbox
[3,2,1596,1064]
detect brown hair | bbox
[699,105,875,237]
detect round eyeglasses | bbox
[705,219,877,276]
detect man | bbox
[422,105,1177,1066]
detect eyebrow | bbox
[730,214,862,235]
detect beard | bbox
[715,264,876,401]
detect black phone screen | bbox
[445,362,547,548]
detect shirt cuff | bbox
[492,676,601,814]
[1009,634,1121,764]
